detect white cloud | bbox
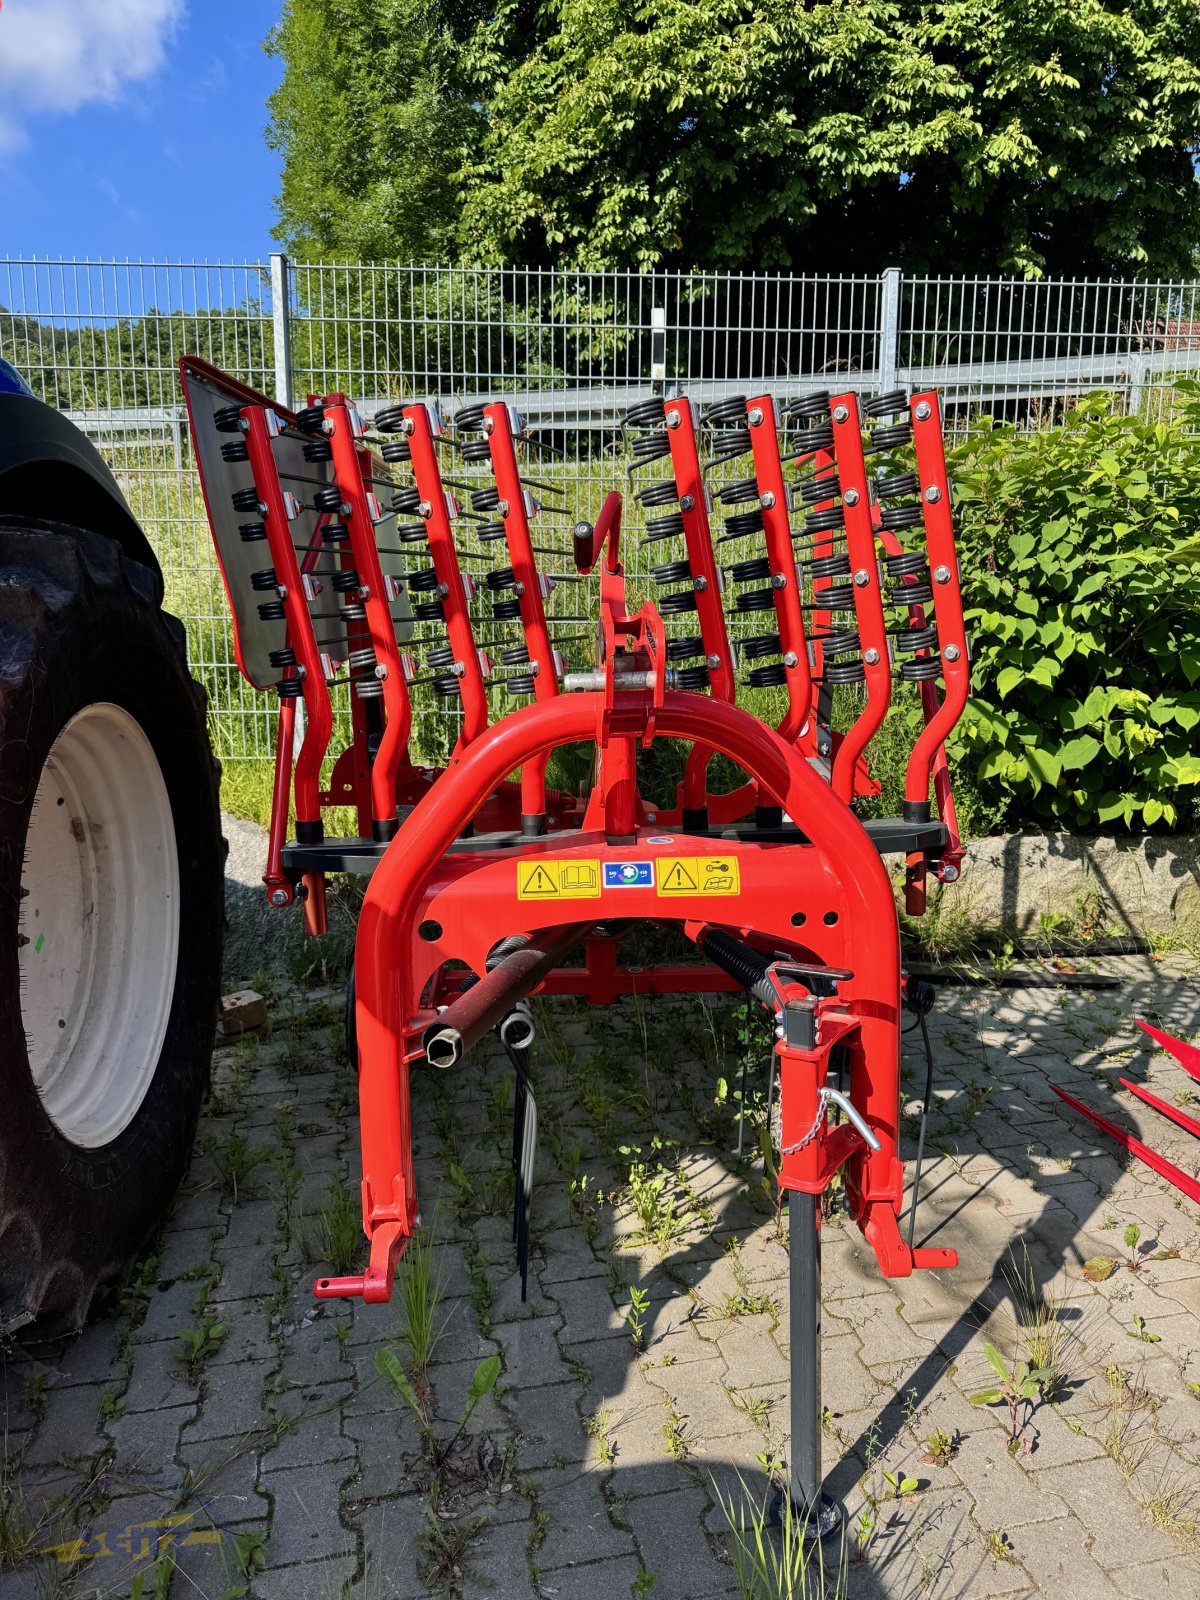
[0,0,184,155]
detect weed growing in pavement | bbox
[1004,1246,1073,1399]
[98,1387,125,1424]
[583,1407,617,1466]
[396,1225,450,1376]
[921,1427,958,1467]
[22,1371,47,1425]
[1130,1314,1162,1343]
[968,1342,1054,1455]
[312,1179,360,1274]
[714,1473,848,1598]
[465,1242,494,1336]
[880,1468,920,1501]
[1124,1222,1144,1270]
[129,1543,175,1599]
[375,1349,501,1471]
[0,1467,37,1567]
[205,1131,270,1204]
[418,1497,487,1593]
[983,1529,1018,1565]
[624,1284,650,1352]
[662,1399,688,1461]
[729,1388,771,1428]
[177,1314,227,1377]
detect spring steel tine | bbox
[1051,1086,1200,1205]
[1137,1020,1200,1083]
[1118,1078,1200,1141]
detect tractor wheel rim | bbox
[18,702,180,1147]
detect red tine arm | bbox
[404,404,489,746]
[747,395,813,746]
[665,398,737,815]
[904,392,969,816]
[324,399,412,839]
[830,393,892,802]
[242,406,332,837]
[574,491,624,575]
[665,399,735,703]
[484,403,561,696]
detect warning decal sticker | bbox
[656,856,741,897]
[517,859,602,900]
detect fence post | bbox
[270,252,294,411]
[878,267,902,396]
[650,305,667,394]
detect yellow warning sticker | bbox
[656,856,741,897]
[517,859,602,900]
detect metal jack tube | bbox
[772,1191,842,1541]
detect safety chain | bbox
[778,1086,832,1156]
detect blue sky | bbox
[0,1,283,262]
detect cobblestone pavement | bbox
[4,933,1200,1600]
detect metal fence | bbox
[5,255,1200,760]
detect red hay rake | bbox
[183,358,972,1535]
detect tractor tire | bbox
[0,518,223,1336]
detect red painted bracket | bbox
[1138,1020,1200,1083]
[1119,1077,1200,1141]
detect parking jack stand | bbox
[775,1190,842,1540]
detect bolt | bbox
[498,499,510,518]
[944,644,962,662]
[665,409,681,429]
[400,417,415,435]
[783,650,798,668]
[941,864,960,882]
[914,401,932,421]
[513,582,526,597]
[646,811,656,822]
[775,1023,785,1039]
[833,403,850,423]
[694,576,708,592]
[418,500,432,519]
[843,488,860,506]
[483,416,494,435]
[375,663,388,679]
[853,568,871,587]
[924,485,942,503]
[270,888,290,907]
[680,493,695,512]
[749,406,764,427]
[760,491,776,509]
[322,419,334,435]
[934,564,952,584]
[453,661,465,677]
[437,582,449,598]
[771,572,787,589]
[238,417,249,433]
[277,585,288,600]
[864,647,880,665]
[706,654,721,670]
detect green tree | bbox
[265,0,481,262]
[457,0,1200,276]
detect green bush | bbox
[947,390,1200,832]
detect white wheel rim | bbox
[18,702,180,1148]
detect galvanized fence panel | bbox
[4,257,1200,759]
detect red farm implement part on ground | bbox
[183,360,970,1536]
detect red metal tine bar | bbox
[241,406,333,840]
[404,404,489,747]
[324,399,412,840]
[905,392,970,819]
[829,393,892,801]
[484,402,561,828]
[664,397,736,816]
[746,394,814,748]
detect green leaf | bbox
[996,666,1023,700]
[459,1353,502,1427]
[968,1389,1004,1406]
[983,1343,1009,1382]
[1057,734,1101,772]
[375,1347,424,1419]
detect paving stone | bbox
[1108,1556,1200,1600]
[527,1466,634,1571]
[108,1401,196,1475]
[278,1319,351,1388]
[343,1408,423,1500]
[40,1322,124,1389]
[512,1379,585,1471]
[547,1275,622,1339]
[461,1516,539,1600]
[1044,1457,1182,1569]
[176,1439,268,1528]
[1002,1514,1125,1599]
[532,1555,645,1600]
[21,1379,109,1469]
[493,1314,571,1389]
[121,1339,201,1413]
[258,1462,355,1565]
[254,1554,359,1599]
[353,1495,432,1597]
[620,1480,728,1596]
[179,1359,272,1446]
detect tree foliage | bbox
[265,0,481,262]
[948,389,1200,833]
[267,0,1200,277]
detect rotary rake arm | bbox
[183,358,973,1538]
